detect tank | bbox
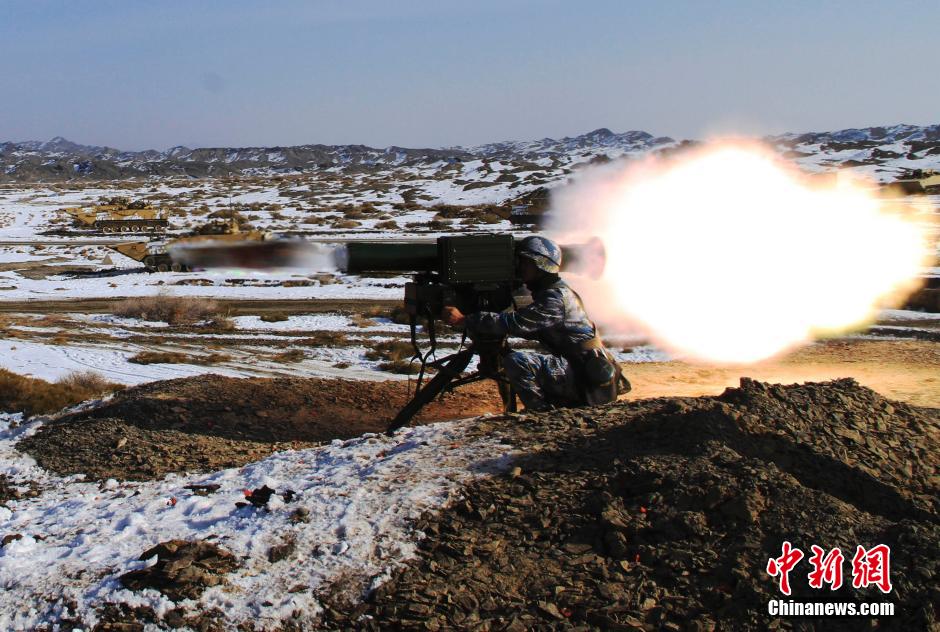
[60,197,168,233]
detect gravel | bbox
[321,378,939,631]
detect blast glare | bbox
[547,144,931,364]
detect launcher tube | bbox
[343,241,439,273]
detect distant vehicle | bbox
[506,187,552,226]
[109,226,273,272]
[890,169,940,195]
[59,196,168,233]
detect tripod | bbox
[387,336,517,434]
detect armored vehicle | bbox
[60,196,168,233]
[891,169,940,195]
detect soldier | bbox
[442,236,629,411]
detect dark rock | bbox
[267,537,297,563]
[120,540,239,601]
[0,533,23,547]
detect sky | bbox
[0,0,938,151]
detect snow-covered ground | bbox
[878,308,940,321]
[0,166,935,302]
[0,412,513,629]
[0,310,671,387]
[0,337,258,384]
[0,177,526,301]
[0,267,404,301]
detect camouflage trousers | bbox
[503,350,582,411]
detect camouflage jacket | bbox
[466,276,600,358]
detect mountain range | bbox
[2,124,938,183]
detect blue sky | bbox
[1,0,937,150]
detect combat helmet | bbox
[517,235,562,274]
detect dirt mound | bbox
[18,375,502,481]
[323,378,939,631]
[18,417,299,481]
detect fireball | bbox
[549,144,931,364]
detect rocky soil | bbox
[0,474,40,504]
[18,374,502,481]
[11,375,939,630]
[320,378,939,631]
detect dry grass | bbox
[336,202,378,216]
[0,369,124,417]
[207,208,250,224]
[377,360,420,374]
[365,340,415,363]
[271,349,306,363]
[128,352,231,365]
[361,305,387,318]
[332,219,361,229]
[388,304,427,327]
[431,203,508,223]
[30,315,71,328]
[205,316,236,332]
[112,295,224,325]
[260,313,289,323]
[298,331,348,347]
[348,314,377,328]
[55,371,117,393]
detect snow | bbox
[0,269,402,301]
[231,314,411,334]
[0,338,252,384]
[612,344,672,363]
[0,333,415,384]
[878,309,940,321]
[0,250,55,263]
[82,314,171,329]
[0,413,513,630]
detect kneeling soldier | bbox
[442,236,629,411]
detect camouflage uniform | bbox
[466,276,611,411]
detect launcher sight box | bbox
[347,234,519,320]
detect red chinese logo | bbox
[767,542,893,595]
[766,541,804,596]
[851,544,893,594]
[807,545,844,590]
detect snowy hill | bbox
[1,124,939,184]
[468,128,674,160]
[767,123,940,182]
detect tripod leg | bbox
[497,381,517,413]
[387,349,474,434]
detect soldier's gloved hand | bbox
[441,306,466,328]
